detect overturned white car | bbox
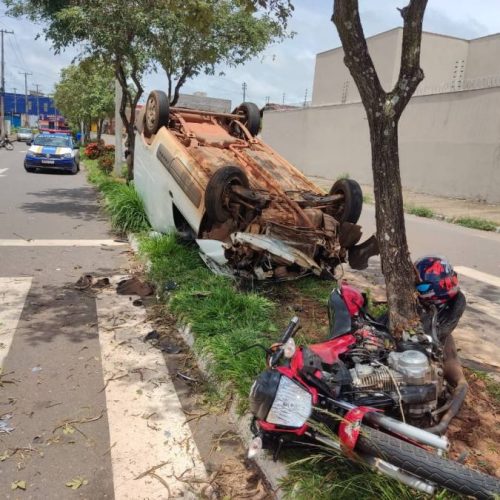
[134,90,378,280]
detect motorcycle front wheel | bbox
[356,425,500,499]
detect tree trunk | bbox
[97,118,104,141]
[332,0,427,337]
[369,114,419,334]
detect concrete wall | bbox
[312,29,469,105]
[312,29,401,105]
[466,34,500,80]
[419,34,469,90]
[262,87,500,203]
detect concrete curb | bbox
[128,233,288,498]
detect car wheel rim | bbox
[146,96,156,129]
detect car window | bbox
[19,128,31,133]
[33,136,72,148]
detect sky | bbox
[2,0,500,108]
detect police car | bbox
[24,133,80,174]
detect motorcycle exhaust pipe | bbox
[364,412,450,451]
[311,433,435,495]
[329,399,450,451]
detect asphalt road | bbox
[0,143,128,498]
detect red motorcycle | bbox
[248,282,500,499]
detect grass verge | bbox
[139,233,276,408]
[404,204,434,218]
[84,158,150,233]
[452,217,498,232]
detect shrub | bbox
[98,154,114,174]
[84,142,101,159]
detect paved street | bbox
[0,145,206,499]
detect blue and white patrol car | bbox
[24,133,80,174]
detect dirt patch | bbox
[145,303,275,499]
[448,369,500,477]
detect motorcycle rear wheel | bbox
[356,425,500,499]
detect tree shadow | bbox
[20,187,107,223]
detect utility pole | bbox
[265,96,270,105]
[13,87,17,114]
[282,93,286,105]
[34,83,41,121]
[0,29,14,138]
[303,88,308,107]
[114,79,123,175]
[242,82,247,102]
[19,71,32,126]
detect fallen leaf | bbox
[65,477,88,489]
[11,480,26,490]
[0,450,9,461]
[62,423,75,435]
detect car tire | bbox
[69,162,78,175]
[205,165,250,223]
[143,90,170,138]
[24,166,35,173]
[328,178,363,224]
[235,102,261,136]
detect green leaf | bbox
[11,480,27,490]
[65,477,88,489]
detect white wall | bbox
[262,87,500,203]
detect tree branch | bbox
[332,0,384,113]
[389,0,427,117]
[170,67,191,106]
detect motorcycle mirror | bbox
[283,338,296,359]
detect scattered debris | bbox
[11,480,27,491]
[177,372,198,384]
[134,461,170,480]
[143,330,160,343]
[0,413,14,434]
[31,366,42,373]
[116,276,154,297]
[53,411,105,435]
[159,339,182,354]
[65,477,88,490]
[75,275,111,291]
[164,280,178,292]
[132,298,143,307]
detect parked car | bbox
[16,127,34,143]
[134,90,378,280]
[24,133,80,174]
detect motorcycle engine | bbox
[348,342,442,422]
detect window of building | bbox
[28,101,32,111]
[43,103,48,112]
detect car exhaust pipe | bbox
[311,433,435,495]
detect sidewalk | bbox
[309,175,500,226]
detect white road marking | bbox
[463,291,500,323]
[0,239,126,247]
[455,266,500,288]
[96,279,206,499]
[0,277,32,368]
[0,167,8,177]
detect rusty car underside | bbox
[142,102,378,280]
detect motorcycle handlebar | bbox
[270,316,300,367]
